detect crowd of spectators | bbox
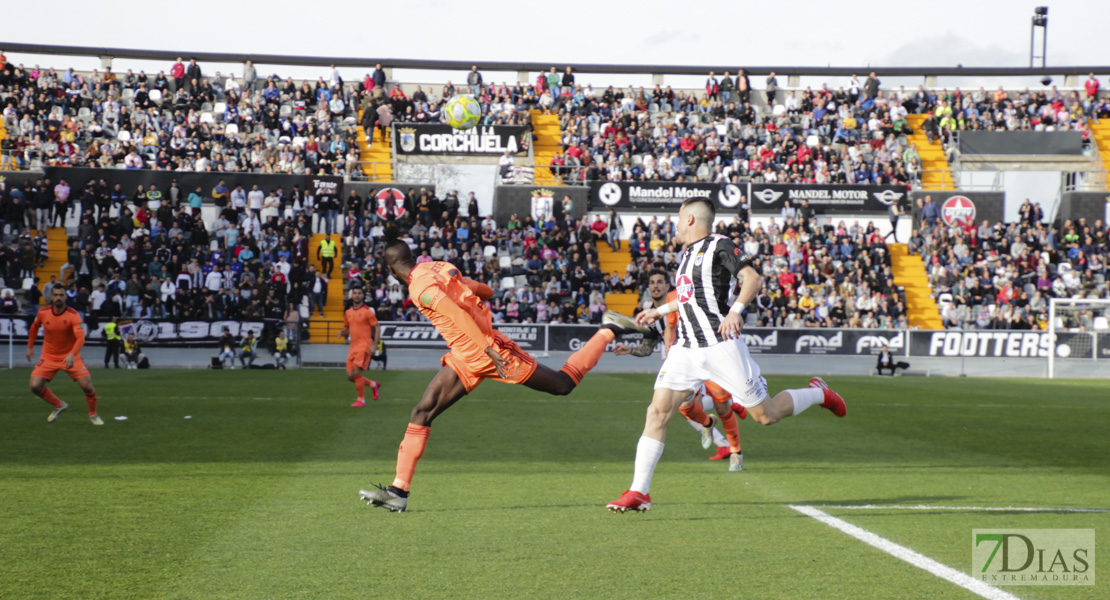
[913,197,1109,330]
[0,56,538,176]
[0,176,326,349]
[544,72,1110,188]
[340,192,612,324]
[334,190,909,329]
[2,52,1109,337]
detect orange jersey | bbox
[344,305,379,354]
[29,306,85,359]
[408,261,493,365]
[665,290,679,327]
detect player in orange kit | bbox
[338,287,381,407]
[27,286,102,425]
[360,241,646,512]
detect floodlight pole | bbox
[1030,18,1035,68]
[1030,8,1048,68]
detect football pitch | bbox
[1,369,1107,599]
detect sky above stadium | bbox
[3,0,1107,90]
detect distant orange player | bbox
[339,287,381,407]
[359,241,646,512]
[27,286,102,425]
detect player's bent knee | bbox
[552,378,575,396]
[754,413,778,426]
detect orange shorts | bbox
[442,330,538,393]
[32,354,91,382]
[346,350,371,372]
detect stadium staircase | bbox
[306,234,347,344]
[39,228,70,303]
[356,114,392,182]
[1090,120,1110,188]
[888,243,943,330]
[598,244,639,316]
[906,114,955,191]
[529,110,561,186]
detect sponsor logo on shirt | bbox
[676,274,694,303]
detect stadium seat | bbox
[483,246,497,259]
[214,102,227,114]
[279,105,292,117]
[501,276,515,289]
[225,123,239,135]
[1094,317,1109,331]
[200,112,215,124]
[201,102,214,113]
[117,130,131,142]
[149,89,163,104]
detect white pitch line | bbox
[818,504,1110,513]
[789,505,1022,600]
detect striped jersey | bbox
[673,234,754,349]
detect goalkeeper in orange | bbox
[27,286,102,425]
[360,241,645,512]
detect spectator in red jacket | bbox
[170,57,185,91]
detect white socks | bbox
[684,418,728,447]
[788,388,825,416]
[629,436,665,494]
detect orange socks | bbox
[702,381,741,452]
[392,424,430,492]
[560,329,615,385]
[720,411,741,453]
[35,387,62,408]
[679,401,712,427]
[355,377,367,400]
[85,392,98,415]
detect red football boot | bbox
[809,377,846,417]
[606,489,652,513]
[708,446,731,460]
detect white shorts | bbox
[655,339,768,407]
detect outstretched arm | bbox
[462,277,494,301]
[429,296,492,353]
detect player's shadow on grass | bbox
[388,495,972,515]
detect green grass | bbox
[1,369,1108,599]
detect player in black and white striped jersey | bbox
[613,270,747,467]
[606,198,847,513]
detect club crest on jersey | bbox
[676,274,695,303]
[694,253,705,266]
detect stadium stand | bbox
[1,54,1108,336]
[916,206,1109,330]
